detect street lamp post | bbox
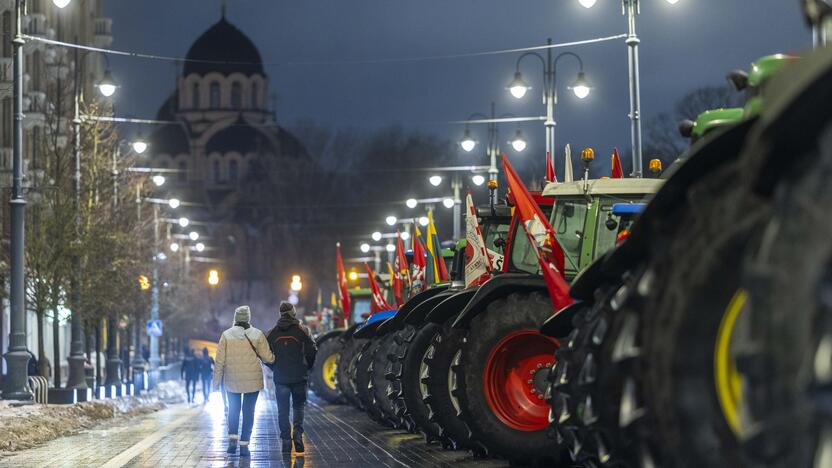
[624,0,644,178]
[451,173,462,240]
[3,0,30,400]
[509,40,589,173]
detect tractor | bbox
[540,36,813,468]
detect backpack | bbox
[270,326,308,384]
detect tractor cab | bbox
[542,178,663,280]
[349,288,373,324]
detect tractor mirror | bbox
[494,237,506,250]
[562,205,575,218]
[727,70,749,91]
[678,119,695,138]
[605,214,618,231]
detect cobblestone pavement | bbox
[0,391,508,467]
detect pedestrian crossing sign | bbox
[146,319,163,337]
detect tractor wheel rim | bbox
[714,289,746,435]
[483,330,558,432]
[323,353,339,390]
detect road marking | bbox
[100,406,199,468]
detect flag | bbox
[564,144,574,183]
[502,153,573,311]
[612,148,624,179]
[330,292,337,308]
[545,151,556,183]
[365,263,394,313]
[316,288,322,311]
[411,226,427,293]
[464,192,492,288]
[395,231,410,297]
[416,224,436,286]
[387,261,404,306]
[336,243,351,325]
[427,210,450,282]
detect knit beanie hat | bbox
[234,305,251,324]
[279,301,296,317]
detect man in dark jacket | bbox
[266,301,317,455]
[180,348,199,404]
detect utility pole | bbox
[624,0,644,177]
[3,0,31,400]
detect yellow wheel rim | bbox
[323,353,338,390]
[714,289,746,435]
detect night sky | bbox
[106,0,809,167]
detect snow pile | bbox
[0,380,184,454]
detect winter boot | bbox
[293,435,305,455]
[226,437,238,454]
[239,442,250,457]
[281,438,292,454]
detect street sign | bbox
[146,319,163,337]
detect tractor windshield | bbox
[351,297,371,324]
[552,200,587,275]
[507,206,553,275]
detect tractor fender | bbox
[374,285,450,335]
[338,323,361,343]
[425,287,478,324]
[540,302,585,338]
[404,288,459,325]
[315,329,345,346]
[352,309,397,339]
[744,46,832,195]
[451,273,547,329]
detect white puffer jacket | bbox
[212,325,275,394]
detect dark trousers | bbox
[275,382,307,441]
[227,391,260,443]
[185,378,197,403]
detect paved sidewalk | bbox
[0,391,506,467]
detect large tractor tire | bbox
[422,322,477,451]
[369,332,402,428]
[453,292,563,464]
[740,123,832,468]
[553,162,768,467]
[336,336,366,408]
[387,323,444,441]
[310,337,343,404]
[352,338,389,424]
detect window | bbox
[213,160,221,183]
[178,161,187,182]
[209,82,220,108]
[31,51,42,92]
[229,159,238,182]
[231,82,242,109]
[191,83,200,109]
[2,97,10,147]
[250,82,258,109]
[3,12,11,58]
[552,200,588,274]
[508,205,554,275]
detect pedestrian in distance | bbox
[181,348,199,404]
[213,305,275,458]
[199,347,214,403]
[266,301,317,455]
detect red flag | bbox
[411,228,427,293]
[502,154,573,311]
[395,231,410,299]
[545,151,556,183]
[612,148,624,179]
[336,243,351,325]
[365,263,394,313]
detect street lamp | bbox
[472,174,486,186]
[178,217,189,228]
[509,41,589,171]
[401,231,411,240]
[151,175,165,187]
[460,128,477,152]
[189,231,199,241]
[371,231,382,241]
[578,0,597,7]
[385,244,395,253]
[428,175,443,187]
[510,129,528,152]
[52,0,72,8]
[386,215,398,226]
[169,242,180,252]
[290,275,303,292]
[168,198,180,209]
[195,242,205,252]
[96,69,118,97]
[131,136,148,154]
[442,198,455,209]
[418,216,429,227]
[348,270,359,281]
[208,269,220,286]
[406,198,418,209]
[360,243,371,253]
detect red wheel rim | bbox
[483,330,558,432]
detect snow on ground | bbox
[0,380,185,453]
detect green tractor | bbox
[541,37,813,468]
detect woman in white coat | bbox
[212,305,275,457]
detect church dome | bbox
[183,17,264,77]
